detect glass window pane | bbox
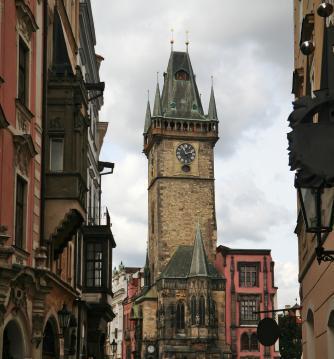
[50,138,64,171]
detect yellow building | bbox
[292,1,334,358]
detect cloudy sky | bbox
[91,0,298,307]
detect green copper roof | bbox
[160,225,222,279]
[161,51,205,120]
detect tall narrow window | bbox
[199,296,205,325]
[191,296,197,325]
[15,176,26,248]
[240,296,259,324]
[241,333,249,351]
[18,38,29,105]
[86,242,103,287]
[250,333,259,351]
[50,138,64,171]
[176,302,185,330]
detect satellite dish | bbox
[257,318,280,346]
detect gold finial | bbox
[185,30,190,52]
[170,28,174,50]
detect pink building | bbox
[215,246,279,359]
[122,273,142,359]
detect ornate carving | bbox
[16,99,33,134]
[13,134,37,175]
[16,0,38,42]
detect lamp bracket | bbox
[316,246,334,263]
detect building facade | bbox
[215,246,279,359]
[0,0,44,358]
[292,1,334,358]
[107,264,141,358]
[0,1,115,358]
[133,48,231,358]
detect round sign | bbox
[257,317,280,346]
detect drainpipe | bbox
[40,0,48,251]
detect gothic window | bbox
[241,332,249,351]
[209,298,216,325]
[169,304,175,328]
[239,263,259,287]
[85,242,103,287]
[15,175,27,249]
[151,205,154,234]
[250,333,259,351]
[176,302,185,330]
[239,296,259,324]
[191,296,197,325]
[175,70,189,81]
[50,138,64,172]
[18,37,29,105]
[199,296,205,325]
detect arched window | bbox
[250,333,258,351]
[241,332,249,351]
[175,70,189,81]
[199,296,205,325]
[306,309,315,359]
[176,302,185,330]
[191,296,197,325]
[328,310,334,355]
[169,303,175,328]
[209,298,216,325]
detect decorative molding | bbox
[13,133,37,175]
[16,99,34,134]
[16,0,38,42]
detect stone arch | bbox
[306,308,315,358]
[2,318,27,359]
[42,315,60,359]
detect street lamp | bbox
[288,1,334,263]
[297,186,334,261]
[57,303,71,336]
[111,338,117,357]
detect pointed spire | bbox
[207,79,218,120]
[189,223,209,277]
[161,51,205,119]
[144,245,151,287]
[144,96,151,133]
[153,76,162,116]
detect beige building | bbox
[292,1,334,358]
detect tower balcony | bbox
[143,117,219,155]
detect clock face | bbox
[176,143,196,164]
[147,345,155,353]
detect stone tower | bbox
[143,50,219,281]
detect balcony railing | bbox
[87,206,111,226]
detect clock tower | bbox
[143,50,219,281]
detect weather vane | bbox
[185,30,190,52]
[170,28,174,50]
